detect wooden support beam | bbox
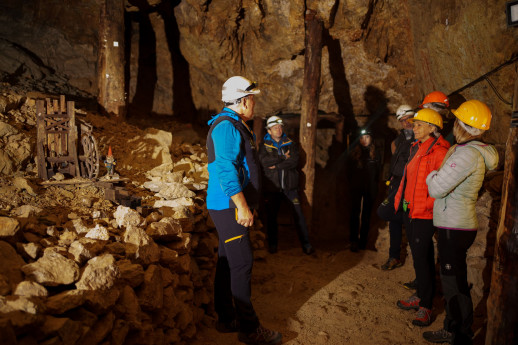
[36,100,47,180]
[97,0,126,117]
[485,70,518,345]
[67,101,81,177]
[253,117,264,149]
[299,9,323,229]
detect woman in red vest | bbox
[393,108,450,327]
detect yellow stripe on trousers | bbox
[225,234,244,243]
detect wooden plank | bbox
[299,9,323,230]
[46,156,75,163]
[67,101,81,177]
[46,98,52,114]
[36,100,48,179]
[53,99,59,114]
[60,95,66,114]
[485,73,518,345]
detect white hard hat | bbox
[396,104,415,120]
[221,76,260,102]
[266,116,283,129]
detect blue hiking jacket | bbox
[206,108,257,210]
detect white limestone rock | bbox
[114,205,145,229]
[85,224,110,241]
[76,254,120,290]
[21,250,80,286]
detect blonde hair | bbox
[439,119,483,169]
[453,118,481,144]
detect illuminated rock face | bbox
[0,0,514,143]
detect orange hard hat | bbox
[420,91,449,108]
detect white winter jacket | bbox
[426,141,499,230]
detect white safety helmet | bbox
[396,104,415,120]
[266,116,283,129]
[221,76,260,103]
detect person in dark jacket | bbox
[258,116,314,255]
[346,127,381,252]
[380,105,415,270]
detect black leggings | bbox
[349,188,375,248]
[404,213,436,309]
[438,228,477,345]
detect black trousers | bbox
[388,176,404,259]
[438,228,477,345]
[265,189,311,249]
[349,187,375,248]
[209,208,260,333]
[403,213,436,309]
[389,215,404,259]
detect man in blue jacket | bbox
[258,116,314,255]
[206,76,282,345]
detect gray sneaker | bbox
[381,257,402,270]
[238,325,282,345]
[423,328,453,344]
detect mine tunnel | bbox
[0,1,517,344]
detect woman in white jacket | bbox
[424,100,499,345]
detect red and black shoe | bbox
[413,307,433,327]
[397,293,420,311]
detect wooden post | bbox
[97,0,126,117]
[67,101,81,177]
[299,9,323,229]
[253,117,264,149]
[485,73,518,345]
[36,100,47,180]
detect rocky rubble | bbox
[0,91,267,344]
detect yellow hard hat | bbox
[408,108,443,129]
[451,100,492,130]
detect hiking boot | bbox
[350,241,359,252]
[216,319,238,333]
[381,258,403,270]
[413,307,433,327]
[397,294,420,311]
[238,325,282,345]
[303,245,315,255]
[403,278,418,290]
[423,328,453,343]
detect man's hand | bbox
[230,192,254,227]
[236,206,254,227]
[284,149,290,159]
[268,165,276,169]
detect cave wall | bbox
[407,0,517,144]
[0,0,100,95]
[0,0,516,143]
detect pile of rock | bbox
[0,192,218,345]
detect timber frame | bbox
[36,96,100,180]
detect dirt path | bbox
[191,223,487,345]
